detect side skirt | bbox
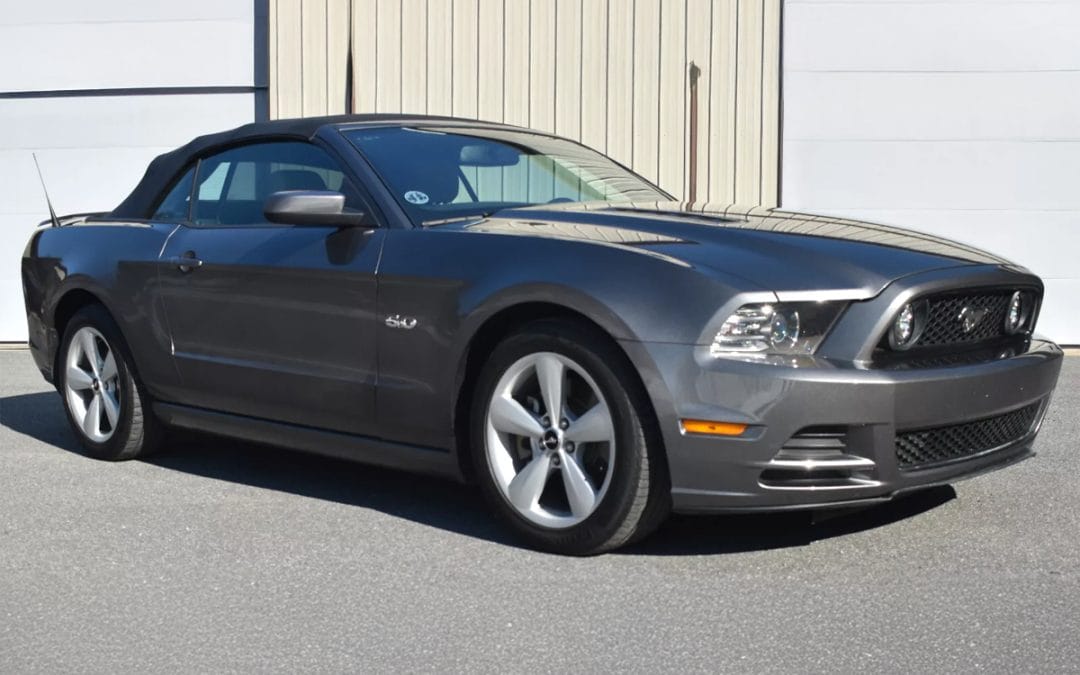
[153,402,463,481]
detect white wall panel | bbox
[785,2,1080,72]
[784,140,1080,211]
[785,71,1080,142]
[0,0,255,93]
[2,95,256,213]
[0,93,255,342]
[0,3,260,341]
[1041,281,1080,345]
[783,0,1080,343]
[2,0,251,24]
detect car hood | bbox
[465,201,1012,298]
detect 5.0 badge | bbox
[385,314,418,330]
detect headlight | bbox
[710,302,846,356]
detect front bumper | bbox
[625,337,1063,513]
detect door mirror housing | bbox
[264,190,367,227]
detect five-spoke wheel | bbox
[63,326,122,443]
[485,351,616,528]
[472,319,669,555]
[58,304,162,460]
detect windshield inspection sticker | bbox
[403,190,429,205]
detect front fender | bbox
[373,226,767,453]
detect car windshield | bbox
[342,126,668,225]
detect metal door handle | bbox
[164,252,203,273]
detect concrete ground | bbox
[0,350,1077,673]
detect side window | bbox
[197,162,229,201]
[190,141,366,227]
[226,161,256,200]
[150,167,195,221]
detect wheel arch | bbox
[53,287,107,338]
[50,287,124,382]
[451,301,668,483]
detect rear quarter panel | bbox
[22,221,179,398]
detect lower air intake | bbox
[895,402,1041,471]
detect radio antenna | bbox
[32,153,61,228]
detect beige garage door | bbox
[268,0,780,207]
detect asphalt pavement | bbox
[0,349,1077,673]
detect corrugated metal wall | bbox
[268,0,780,205]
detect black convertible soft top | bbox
[109,113,512,219]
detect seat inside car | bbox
[216,169,330,225]
[268,169,328,193]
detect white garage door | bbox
[0,0,261,341]
[782,0,1080,344]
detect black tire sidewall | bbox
[471,321,650,554]
[57,306,144,460]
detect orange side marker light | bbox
[680,419,748,436]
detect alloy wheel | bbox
[484,351,616,528]
[64,326,122,444]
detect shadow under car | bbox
[0,390,956,555]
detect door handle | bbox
[164,251,203,273]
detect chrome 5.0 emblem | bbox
[385,314,418,330]
[957,306,988,334]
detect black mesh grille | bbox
[917,291,1011,347]
[877,338,1030,370]
[895,402,1041,470]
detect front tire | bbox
[471,319,669,555]
[58,304,162,461]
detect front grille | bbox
[877,337,1030,370]
[874,287,1041,368]
[917,291,1011,348]
[895,402,1041,470]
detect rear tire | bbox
[57,304,163,461]
[471,319,670,555]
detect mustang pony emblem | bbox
[957,306,989,334]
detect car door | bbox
[157,140,384,436]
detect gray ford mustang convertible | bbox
[22,115,1063,554]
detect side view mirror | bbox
[264,190,367,227]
